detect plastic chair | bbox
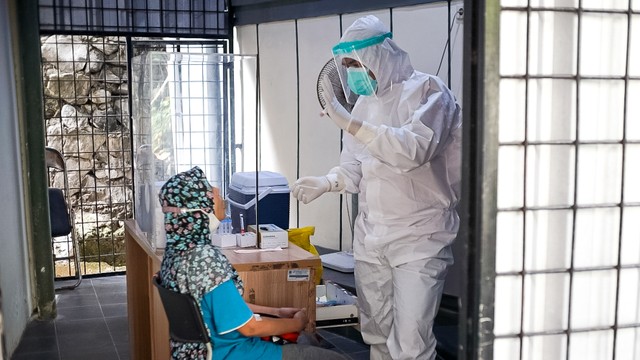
[152,273,212,360]
[45,147,82,290]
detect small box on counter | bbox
[248,224,288,249]
[236,232,257,248]
[316,280,359,328]
[211,233,237,248]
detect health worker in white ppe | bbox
[292,15,462,360]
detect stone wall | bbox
[41,35,132,271]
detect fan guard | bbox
[316,59,357,113]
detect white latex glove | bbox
[320,75,362,135]
[291,174,345,204]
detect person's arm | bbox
[236,308,307,338]
[203,280,308,338]
[247,304,301,318]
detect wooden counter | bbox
[125,220,167,360]
[125,220,320,359]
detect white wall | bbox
[0,0,33,355]
[234,1,465,296]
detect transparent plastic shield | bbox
[332,51,378,104]
[331,32,392,104]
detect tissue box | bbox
[248,224,288,249]
[211,234,237,248]
[236,232,257,248]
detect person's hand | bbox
[293,308,309,330]
[320,75,362,135]
[276,307,301,318]
[291,176,330,204]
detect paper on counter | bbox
[233,247,283,254]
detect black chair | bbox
[46,147,81,290]
[152,273,212,360]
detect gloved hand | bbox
[320,75,362,135]
[292,174,345,204]
[291,176,330,204]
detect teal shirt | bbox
[200,280,282,360]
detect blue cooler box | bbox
[227,171,290,233]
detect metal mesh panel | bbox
[39,0,229,37]
[495,2,640,359]
[43,35,132,276]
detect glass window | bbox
[496,211,524,273]
[627,81,640,141]
[617,268,640,326]
[529,11,578,76]
[522,334,567,360]
[523,273,570,333]
[629,15,640,76]
[570,270,617,329]
[568,330,613,360]
[527,79,576,142]
[525,209,573,271]
[574,208,620,268]
[494,275,523,336]
[621,206,640,265]
[580,13,627,77]
[498,145,525,209]
[526,145,575,207]
[578,80,625,142]
[500,11,528,76]
[499,79,526,143]
[576,144,622,206]
[494,337,521,360]
[624,145,640,203]
[615,327,640,360]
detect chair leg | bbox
[206,343,212,360]
[54,230,82,291]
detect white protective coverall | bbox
[292,15,462,360]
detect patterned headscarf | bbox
[158,166,215,251]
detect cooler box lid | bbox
[229,171,290,194]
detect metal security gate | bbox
[491,2,640,360]
[38,0,231,277]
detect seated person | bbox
[158,167,347,360]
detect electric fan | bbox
[316,59,358,112]
[316,59,357,273]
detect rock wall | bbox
[41,35,132,270]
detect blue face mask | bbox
[346,67,377,96]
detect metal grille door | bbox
[494,1,640,359]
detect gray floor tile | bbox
[22,320,56,338]
[13,336,57,354]
[11,351,60,360]
[101,303,127,318]
[55,318,110,337]
[55,305,104,321]
[12,274,371,360]
[105,316,129,344]
[55,293,99,309]
[96,291,127,305]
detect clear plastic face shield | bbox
[332,32,392,104]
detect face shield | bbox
[332,32,392,104]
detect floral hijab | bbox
[157,167,244,359]
[159,166,215,251]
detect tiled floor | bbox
[11,275,370,360]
